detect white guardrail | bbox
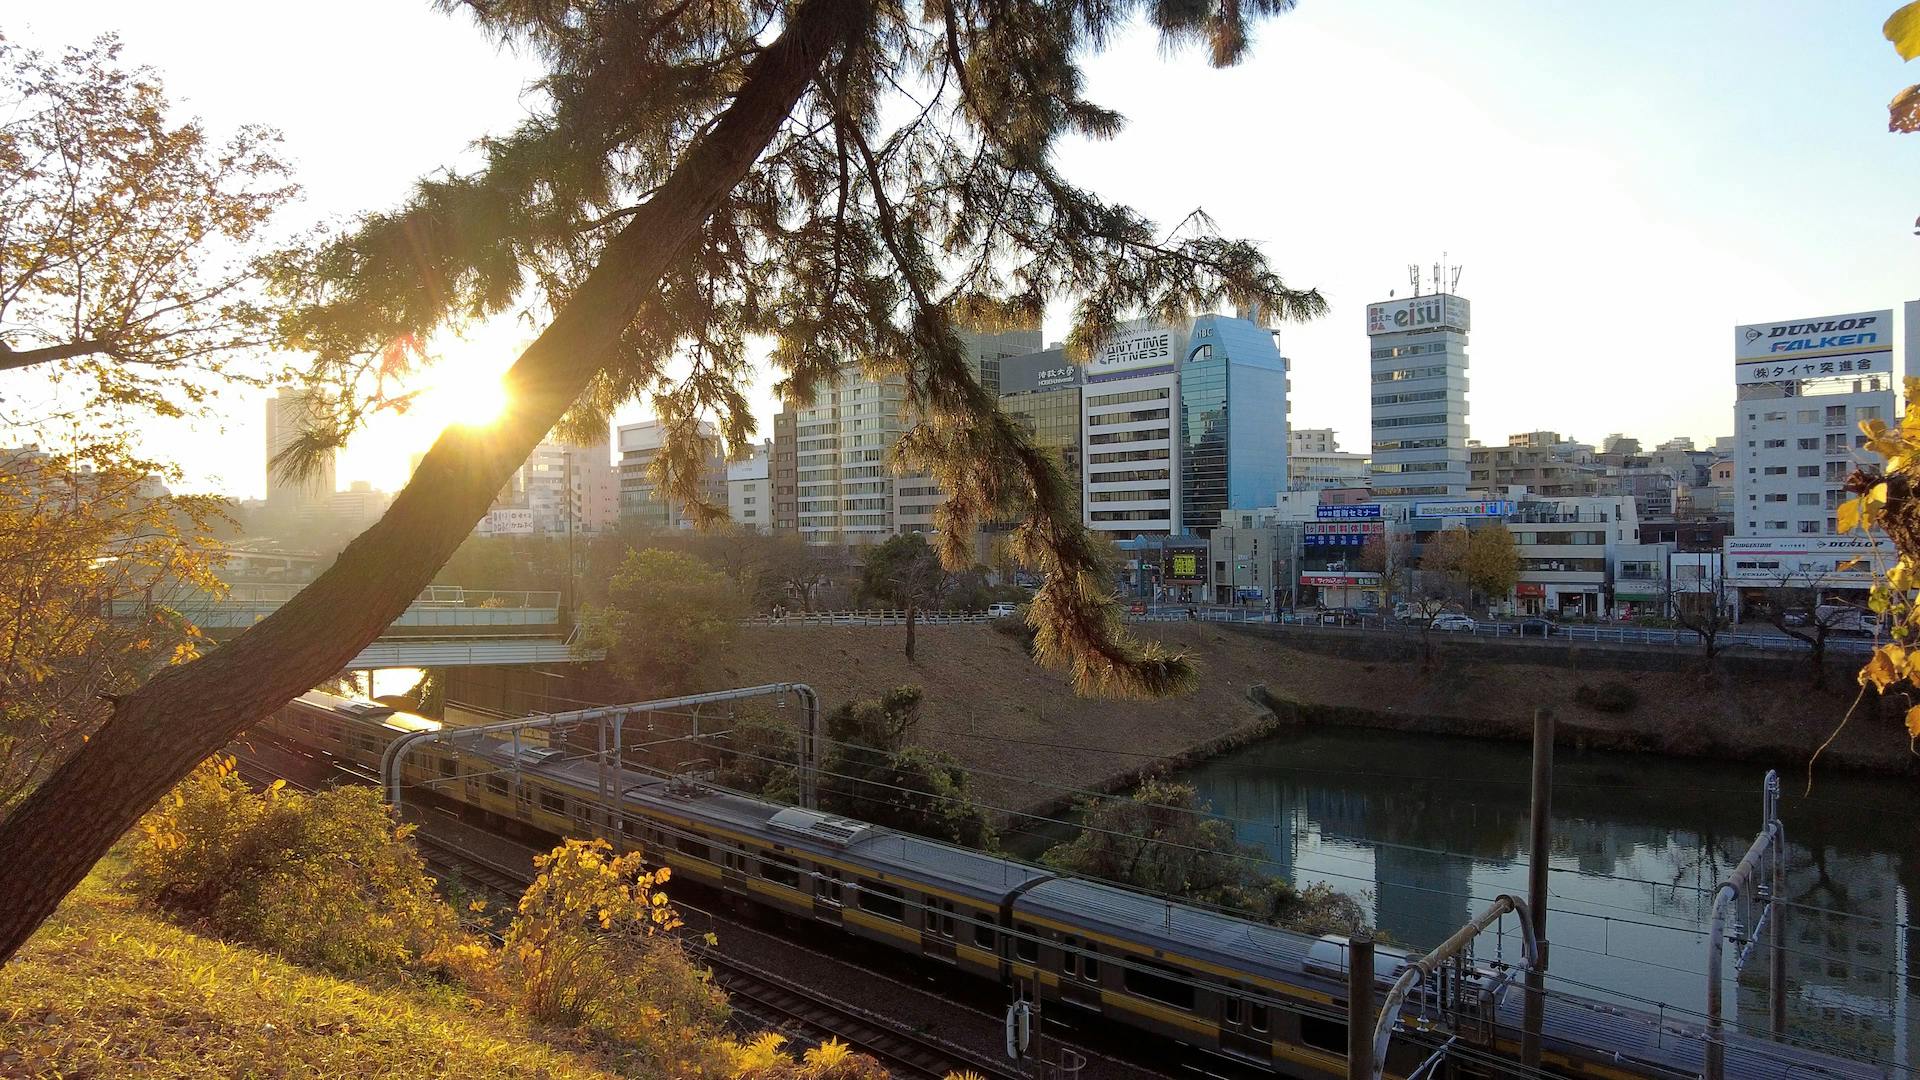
[743,609,1000,627]
[1133,607,1877,655]
[743,605,1877,656]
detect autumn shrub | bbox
[729,1034,894,1080]
[502,839,732,1075]
[126,757,471,978]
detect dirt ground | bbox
[709,622,1915,817]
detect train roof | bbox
[1016,874,1325,981]
[469,740,1052,903]
[293,690,440,733]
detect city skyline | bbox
[13,2,1918,499]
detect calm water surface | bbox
[1165,727,1919,1068]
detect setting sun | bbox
[426,373,510,429]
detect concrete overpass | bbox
[112,585,596,669]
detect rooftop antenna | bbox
[1451,262,1464,294]
[1408,263,1421,297]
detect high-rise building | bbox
[616,420,726,529]
[1177,314,1290,536]
[1366,289,1471,499]
[1732,307,1902,540]
[999,348,1085,515]
[793,365,909,544]
[1082,322,1187,538]
[727,440,771,533]
[264,388,335,509]
[771,409,798,534]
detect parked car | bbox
[1127,601,1147,615]
[1512,617,1556,636]
[987,602,1019,618]
[1318,606,1359,626]
[1432,614,1477,633]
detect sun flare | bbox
[429,375,510,429]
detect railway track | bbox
[227,747,1042,1080]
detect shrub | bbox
[1573,681,1639,713]
[126,757,472,978]
[502,839,731,1075]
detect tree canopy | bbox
[0,32,295,420]
[581,547,745,696]
[0,0,1324,963]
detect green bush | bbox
[1573,681,1639,713]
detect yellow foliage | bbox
[1888,1,1920,60]
[126,758,476,979]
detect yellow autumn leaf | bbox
[1889,1,1920,60]
[1908,703,1920,739]
[1871,482,1890,506]
[1838,497,1864,534]
[1838,558,1865,572]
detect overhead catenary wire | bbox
[245,727,1908,1078]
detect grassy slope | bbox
[0,862,624,1080]
[710,623,1904,816]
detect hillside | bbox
[705,622,1908,815]
[0,862,627,1080]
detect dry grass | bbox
[0,860,625,1080]
[711,623,1910,815]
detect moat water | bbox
[1019,725,1918,1069]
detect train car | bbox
[259,701,1889,1080]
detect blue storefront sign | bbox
[1315,504,1381,521]
[1412,499,1516,519]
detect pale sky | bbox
[14,1,1920,497]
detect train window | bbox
[1014,924,1039,964]
[1299,1014,1346,1055]
[1122,960,1195,1011]
[926,897,957,937]
[1060,935,1079,976]
[1081,944,1099,981]
[760,852,802,889]
[436,756,457,778]
[857,881,906,922]
[1225,996,1243,1025]
[1249,1003,1269,1033]
[974,921,996,950]
[538,790,566,816]
[677,836,711,863]
[355,733,383,755]
[485,774,510,797]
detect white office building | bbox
[264,387,336,510]
[727,441,771,532]
[1082,322,1188,538]
[1288,427,1372,490]
[1367,288,1471,500]
[1732,307,1903,539]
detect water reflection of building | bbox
[1735,850,1915,1070]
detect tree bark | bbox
[0,0,870,966]
[905,601,917,661]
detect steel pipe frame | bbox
[381,682,821,812]
[1370,894,1539,1080]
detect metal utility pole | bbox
[1347,934,1375,1080]
[1522,708,1554,1070]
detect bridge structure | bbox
[112,584,593,669]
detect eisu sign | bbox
[1366,294,1471,337]
[1734,309,1891,384]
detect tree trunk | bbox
[905,601,917,661]
[0,0,870,966]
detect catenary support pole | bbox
[1522,708,1554,1070]
[1347,934,1375,1080]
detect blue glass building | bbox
[1178,314,1290,536]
